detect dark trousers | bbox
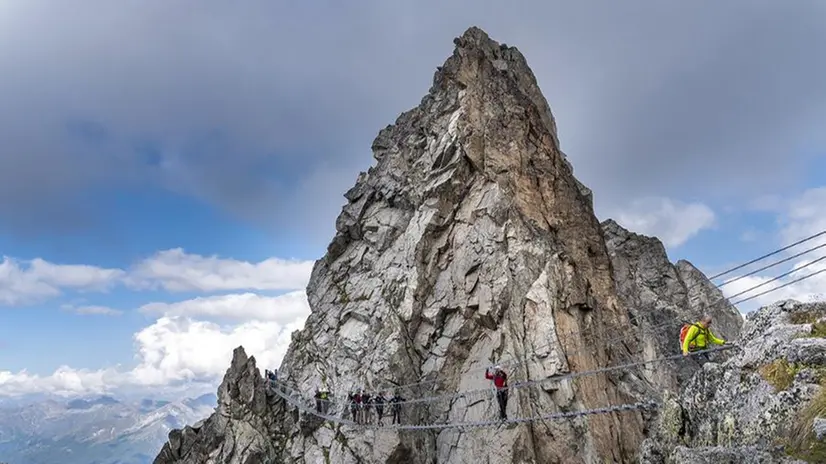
[496,389,508,419]
[694,352,711,366]
[392,408,401,424]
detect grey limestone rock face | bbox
[642,300,826,464]
[153,26,750,464]
[274,25,648,464]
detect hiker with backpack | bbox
[348,392,359,422]
[485,365,509,421]
[354,391,363,424]
[389,392,405,425]
[373,392,387,425]
[319,389,330,414]
[681,314,727,363]
[362,392,373,424]
[314,388,323,413]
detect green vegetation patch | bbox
[789,310,826,338]
[335,281,350,304]
[759,359,800,392]
[790,311,825,325]
[791,310,826,336]
[786,384,826,462]
[810,321,826,338]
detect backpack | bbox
[680,323,705,348]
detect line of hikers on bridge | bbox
[344,391,405,425]
[263,314,726,424]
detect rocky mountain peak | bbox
[329,25,592,262]
[215,347,268,418]
[153,26,749,464]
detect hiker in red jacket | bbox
[485,365,509,420]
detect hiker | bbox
[354,391,363,424]
[362,392,373,424]
[389,392,404,425]
[314,389,323,413]
[348,392,358,422]
[373,392,386,425]
[681,314,727,364]
[319,388,330,414]
[485,365,509,420]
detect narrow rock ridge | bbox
[153,347,296,464]
[154,26,744,464]
[601,219,743,392]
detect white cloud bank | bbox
[125,248,314,292]
[0,248,315,397]
[129,315,306,387]
[611,196,716,247]
[0,248,315,307]
[0,291,311,396]
[0,258,124,305]
[138,291,309,323]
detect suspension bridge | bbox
[265,229,826,431]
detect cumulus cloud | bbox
[0,257,124,305]
[128,316,304,387]
[139,291,309,323]
[126,248,314,292]
[0,366,121,397]
[611,197,716,247]
[128,291,308,386]
[0,249,314,307]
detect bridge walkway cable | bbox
[269,378,659,431]
[268,345,732,430]
[325,231,826,395]
[335,243,826,398]
[267,231,826,429]
[377,259,825,409]
[268,261,826,423]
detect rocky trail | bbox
[153,26,826,464]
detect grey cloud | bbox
[1,1,825,247]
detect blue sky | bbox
[1,0,825,399]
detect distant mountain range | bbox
[0,393,216,464]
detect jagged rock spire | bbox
[153,26,742,464]
[285,24,645,463]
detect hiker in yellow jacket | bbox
[682,314,726,356]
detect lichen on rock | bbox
[642,301,826,464]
